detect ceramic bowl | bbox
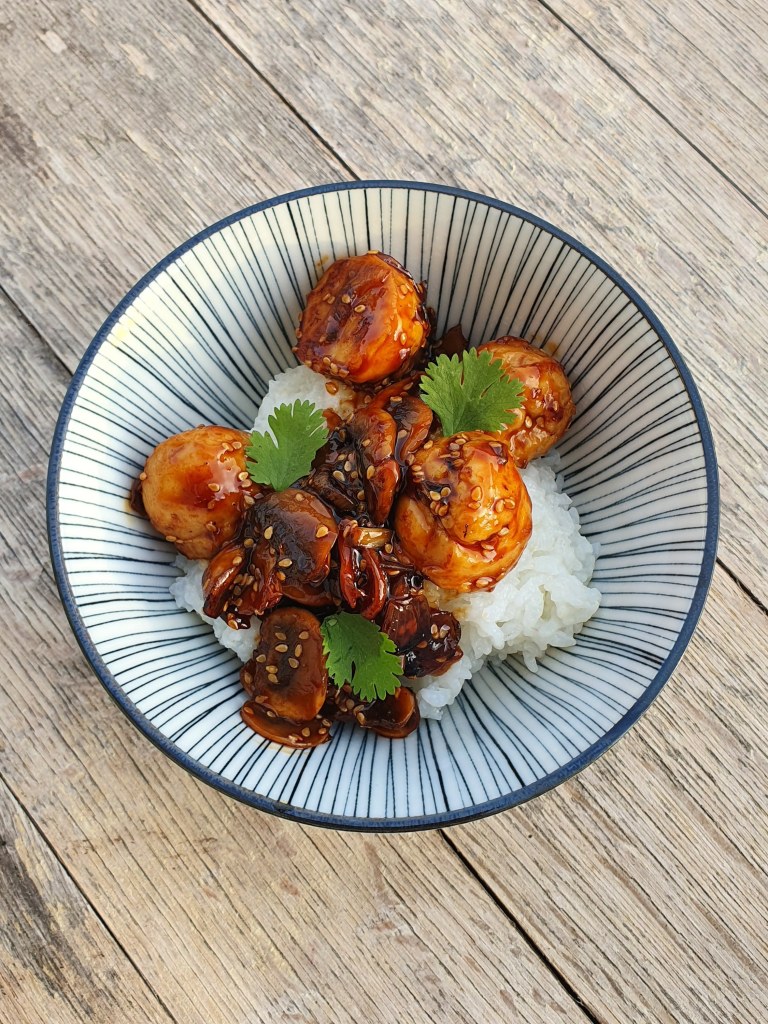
[48,181,718,830]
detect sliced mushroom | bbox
[241,607,329,723]
[241,701,332,749]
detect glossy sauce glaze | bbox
[133,253,575,748]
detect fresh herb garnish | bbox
[246,400,329,492]
[420,349,524,436]
[320,612,402,702]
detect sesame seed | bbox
[138,471,147,481]
[275,643,288,653]
[232,555,243,565]
[495,499,506,512]
[267,674,279,685]
[276,571,286,581]
[499,526,510,536]
[278,557,292,568]
[423,440,433,450]
[238,470,250,481]
[208,482,220,492]
[340,294,351,304]
[322,356,332,366]
[362,438,372,448]
[323,292,334,302]
[389,395,402,404]
[287,735,300,744]
[429,490,441,501]
[322,718,332,728]
[266,664,278,673]
[471,486,482,501]
[397,428,407,439]
[399,283,409,295]
[244,537,254,548]
[355,712,366,726]
[476,577,493,587]
[330,362,339,374]
[332,470,345,482]
[263,526,274,540]
[165,535,177,543]
[354,303,365,313]
[231,441,243,450]
[294,492,304,501]
[524,416,533,428]
[438,504,449,517]
[366,465,375,480]
[205,521,217,533]
[294,644,303,658]
[255,654,267,663]
[207,500,216,510]
[275,631,287,640]
[384,543,393,554]
[243,495,255,506]
[338,368,350,378]
[326,381,339,395]
[431,624,439,637]
[343,459,354,472]
[301,727,311,737]
[266,710,276,718]
[295,329,302,340]
[243,671,253,685]
[299,631,310,640]
[356,490,365,500]
[289,658,299,669]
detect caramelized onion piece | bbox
[241,607,328,722]
[138,426,254,559]
[241,701,331,749]
[477,337,574,466]
[295,252,430,385]
[337,520,389,620]
[394,432,532,592]
[362,688,420,739]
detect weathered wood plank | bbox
[0,0,344,367]
[0,295,592,1021]
[0,776,174,1024]
[449,565,768,1024]
[190,0,768,605]
[546,0,768,211]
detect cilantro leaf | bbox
[419,349,524,436]
[320,612,402,703]
[246,400,329,492]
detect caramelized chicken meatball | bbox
[137,426,253,560]
[477,337,574,466]
[295,252,430,385]
[394,432,532,592]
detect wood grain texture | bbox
[449,564,768,1024]
[0,777,173,1024]
[0,292,591,1022]
[0,0,344,369]
[191,0,768,605]
[547,0,768,211]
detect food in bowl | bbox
[131,251,600,748]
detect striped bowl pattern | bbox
[48,181,718,830]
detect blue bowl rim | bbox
[47,178,720,832]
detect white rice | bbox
[170,554,260,662]
[170,367,600,718]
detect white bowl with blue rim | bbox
[48,181,719,830]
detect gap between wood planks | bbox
[0,767,179,1024]
[185,0,768,227]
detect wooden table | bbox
[2,2,766,1021]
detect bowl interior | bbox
[50,183,716,828]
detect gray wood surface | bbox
[1,1,766,1021]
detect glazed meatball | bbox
[295,252,430,385]
[394,432,532,592]
[137,426,253,560]
[477,337,574,466]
